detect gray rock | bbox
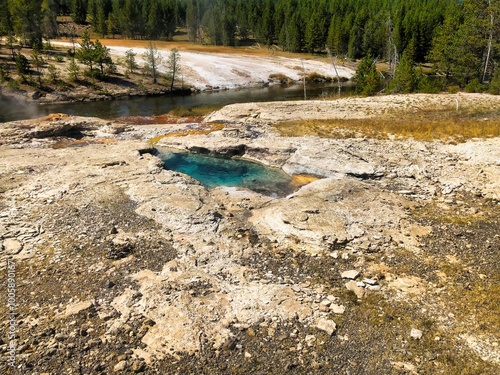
[363,278,378,285]
[341,270,360,280]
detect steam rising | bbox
[0,94,45,123]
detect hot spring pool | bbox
[158,149,295,197]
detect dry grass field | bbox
[274,108,500,143]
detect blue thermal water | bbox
[159,150,294,197]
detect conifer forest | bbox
[0,0,500,91]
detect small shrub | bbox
[306,72,331,82]
[83,67,101,79]
[464,78,484,93]
[8,79,20,90]
[43,40,52,54]
[418,76,442,94]
[332,76,349,83]
[488,71,500,94]
[268,73,291,84]
[105,62,117,75]
[15,53,30,75]
[47,64,59,83]
[0,64,11,82]
[67,58,80,82]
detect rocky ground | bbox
[0,94,499,374]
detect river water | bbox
[0,82,354,123]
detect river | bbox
[0,82,354,123]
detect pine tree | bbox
[236,0,250,42]
[0,0,11,38]
[88,0,98,29]
[488,66,500,94]
[220,1,237,46]
[427,2,462,80]
[389,46,417,93]
[96,0,108,37]
[326,16,343,55]
[161,0,178,40]
[142,41,162,84]
[47,63,59,83]
[7,34,17,59]
[72,0,87,24]
[94,40,113,76]
[305,8,327,53]
[146,0,161,39]
[14,52,30,82]
[482,0,500,82]
[67,57,80,81]
[186,0,200,42]
[440,0,500,87]
[9,0,43,47]
[260,0,274,46]
[202,6,222,46]
[107,0,120,37]
[0,63,11,82]
[76,30,96,76]
[121,0,142,38]
[167,48,180,91]
[41,0,59,38]
[124,48,137,76]
[353,52,381,96]
[31,47,45,86]
[348,22,363,59]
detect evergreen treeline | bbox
[1,0,500,93]
[185,0,449,61]
[0,0,455,59]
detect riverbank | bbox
[0,94,499,374]
[51,40,354,91]
[0,40,354,111]
[0,76,193,105]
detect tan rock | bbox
[63,300,94,317]
[345,280,365,299]
[113,360,127,372]
[316,319,336,336]
[3,239,22,255]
